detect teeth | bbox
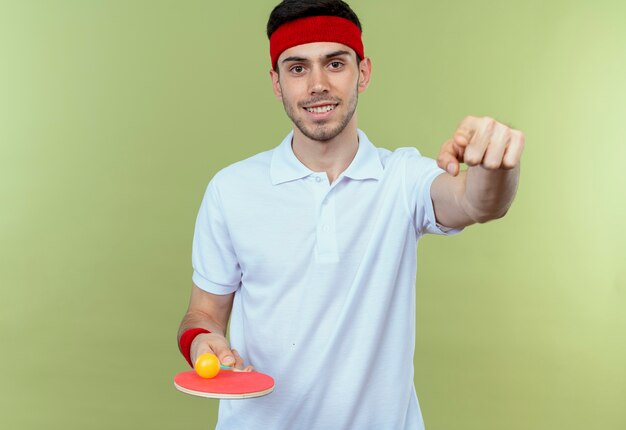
[306,104,335,113]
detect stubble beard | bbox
[282,83,359,142]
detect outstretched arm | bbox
[430,116,525,229]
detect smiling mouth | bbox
[304,104,337,113]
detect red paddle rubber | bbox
[174,369,275,399]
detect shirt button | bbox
[315,176,322,183]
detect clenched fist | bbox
[437,116,525,176]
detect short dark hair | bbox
[267,0,362,39]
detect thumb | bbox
[208,338,236,367]
[192,333,236,367]
[437,139,462,176]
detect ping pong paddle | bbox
[174,368,275,399]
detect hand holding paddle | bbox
[175,340,274,399]
[191,332,255,372]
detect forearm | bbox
[177,310,228,341]
[460,164,520,223]
[434,115,525,225]
[176,287,251,369]
[176,286,234,349]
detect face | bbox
[270,42,371,142]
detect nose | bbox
[308,65,329,95]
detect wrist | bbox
[179,328,210,368]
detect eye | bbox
[329,61,344,70]
[290,65,305,74]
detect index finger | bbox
[453,115,481,145]
[232,349,255,372]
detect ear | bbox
[270,69,282,100]
[357,57,372,93]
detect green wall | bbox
[1,1,624,429]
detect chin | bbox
[301,124,345,142]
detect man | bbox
[177,1,524,429]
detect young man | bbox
[177,1,524,428]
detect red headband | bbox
[270,16,364,70]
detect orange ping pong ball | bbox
[194,353,221,379]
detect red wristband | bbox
[179,328,210,368]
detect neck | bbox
[291,115,359,184]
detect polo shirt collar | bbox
[270,129,383,185]
[342,129,384,181]
[270,131,313,185]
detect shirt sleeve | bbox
[402,148,464,237]
[191,176,242,294]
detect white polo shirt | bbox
[192,129,461,430]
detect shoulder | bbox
[381,146,421,160]
[361,130,436,182]
[372,143,442,191]
[376,146,430,172]
[211,148,274,190]
[359,130,424,169]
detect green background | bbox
[1,0,625,429]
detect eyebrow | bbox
[324,50,351,59]
[281,50,352,64]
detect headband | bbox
[269,15,364,70]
